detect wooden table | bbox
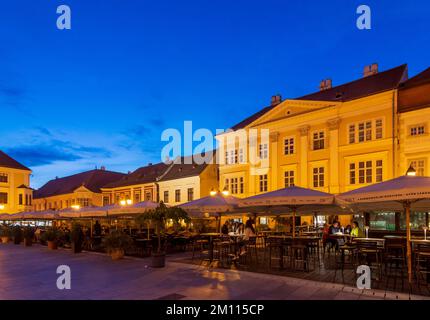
[354,237,385,248]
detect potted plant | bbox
[0,225,11,243]
[12,226,23,245]
[41,227,63,250]
[102,230,133,260]
[70,223,84,253]
[23,226,35,246]
[135,202,190,268]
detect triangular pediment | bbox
[250,99,340,127]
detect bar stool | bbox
[265,237,284,269]
[356,241,383,281]
[291,239,309,272]
[384,239,406,291]
[245,236,259,265]
[191,236,209,261]
[334,244,357,283]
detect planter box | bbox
[110,249,125,260]
[47,241,58,250]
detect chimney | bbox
[271,94,282,106]
[100,166,106,171]
[363,63,378,77]
[319,79,332,91]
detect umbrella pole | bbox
[404,201,412,287]
[292,207,296,239]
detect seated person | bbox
[327,221,341,249]
[221,221,229,235]
[350,221,363,238]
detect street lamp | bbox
[120,199,133,206]
[71,204,80,210]
[210,187,230,197]
[0,204,5,210]
[406,164,417,176]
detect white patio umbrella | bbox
[59,206,109,218]
[337,174,430,285]
[107,201,159,217]
[179,194,241,232]
[239,186,338,238]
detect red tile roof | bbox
[399,67,430,88]
[228,64,408,131]
[34,169,125,199]
[297,64,408,102]
[0,150,31,171]
[102,162,169,189]
[158,154,214,182]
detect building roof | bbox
[102,162,169,189]
[158,154,213,182]
[0,150,31,171]
[34,169,125,199]
[399,67,430,89]
[297,64,408,102]
[398,66,430,113]
[228,65,408,131]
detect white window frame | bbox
[284,136,295,155]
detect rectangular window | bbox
[313,131,325,150]
[410,159,425,176]
[229,150,235,164]
[365,160,372,183]
[259,144,268,159]
[175,189,181,202]
[376,160,383,182]
[0,173,8,183]
[225,178,229,192]
[284,170,295,187]
[358,162,365,184]
[231,178,238,194]
[239,148,244,163]
[103,196,110,206]
[77,198,90,207]
[239,177,244,194]
[313,167,324,188]
[163,191,169,203]
[284,138,294,155]
[365,121,372,141]
[349,125,355,144]
[134,192,141,204]
[375,119,383,139]
[187,188,194,201]
[349,163,356,184]
[410,126,425,136]
[19,194,23,205]
[259,175,268,192]
[358,123,365,142]
[225,151,229,164]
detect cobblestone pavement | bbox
[0,244,428,300]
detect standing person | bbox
[94,220,102,237]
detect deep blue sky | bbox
[1,0,429,188]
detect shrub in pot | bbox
[23,226,35,247]
[0,225,12,243]
[102,230,133,260]
[70,223,84,253]
[135,202,190,268]
[12,226,23,245]
[41,228,63,250]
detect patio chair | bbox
[356,241,383,281]
[414,243,430,288]
[384,238,406,291]
[245,236,259,265]
[265,237,284,269]
[291,239,309,272]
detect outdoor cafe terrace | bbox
[1,174,430,297]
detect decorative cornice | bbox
[298,125,310,136]
[327,117,341,130]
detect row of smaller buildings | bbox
[31,155,218,212]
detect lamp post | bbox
[209,187,230,233]
[0,204,5,211]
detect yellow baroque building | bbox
[0,150,33,214]
[216,64,429,229]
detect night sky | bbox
[1,0,430,188]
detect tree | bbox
[135,202,190,254]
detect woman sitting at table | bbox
[350,221,363,238]
[243,219,256,241]
[327,221,341,249]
